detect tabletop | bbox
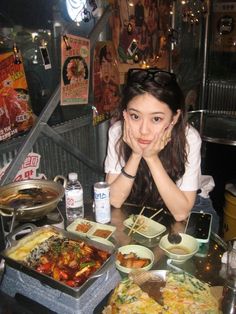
[82,202,227,287]
[0,201,228,313]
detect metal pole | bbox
[169,0,176,73]
[200,0,211,110]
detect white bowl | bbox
[159,233,199,264]
[115,245,154,274]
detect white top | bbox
[104,121,214,196]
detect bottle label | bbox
[66,190,83,208]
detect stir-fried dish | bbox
[22,235,110,288]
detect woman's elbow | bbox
[172,210,190,222]
[110,198,124,209]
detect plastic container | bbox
[65,172,84,221]
[224,192,236,241]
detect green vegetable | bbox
[80,261,95,269]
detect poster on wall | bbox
[0,152,46,182]
[212,2,236,52]
[110,0,171,67]
[61,34,90,105]
[93,41,120,125]
[0,52,34,142]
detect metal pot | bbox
[0,176,66,221]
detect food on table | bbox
[7,230,58,261]
[92,229,112,238]
[167,245,190,255]
[129,215,147,232]
[102,277,163,313]
[0,187,59,208]
[102,272,220,314]
[8,230,111,288]
[161,272,219,313]
[116,251,151,268]
[75,222,93,233]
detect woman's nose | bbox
[139,119,149,135]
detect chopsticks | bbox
[128,207,164,236]
[128,206,145,236]
[149,208,164,219]
[124,202,159,211]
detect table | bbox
[83,203,227,287]
[0,202,228,312]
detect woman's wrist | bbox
[121,167,136,179]
[143,154,160,164]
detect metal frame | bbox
[0,5,113,248]
[0,5,112,187]
[188,110,236,146]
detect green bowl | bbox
[115,244,154,274]
[159,233,199,264]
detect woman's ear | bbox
[172,109,181,126]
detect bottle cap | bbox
[68,172,78,181]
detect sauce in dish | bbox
[167,246,190,255]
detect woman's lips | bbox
[138,139,151,145]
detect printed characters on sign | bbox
[94,181,111,224]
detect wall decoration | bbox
[111,0,172,69]
[0,152,46,181]
[39,46,52,70]
[212,2,236,52]
[61,34,90,105]
[93,41,120,125]
[65,0,86,23]
[0,52,34,142]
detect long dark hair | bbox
[116,69,188,209]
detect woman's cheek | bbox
[129,120,138,135]
[152,126,162,138]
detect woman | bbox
[104,68,219,233]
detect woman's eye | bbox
[130,113,139,120]
[152,116,161,123]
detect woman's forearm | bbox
[106,153,142,208]
[145,155,196,221]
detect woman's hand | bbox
[142,123,173,159]
[123,111,143,156]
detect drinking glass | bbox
[221,246,236,313]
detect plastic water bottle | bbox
[65,172,84,221]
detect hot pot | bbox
[0,176,66,221]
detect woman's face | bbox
[126,93,180,147]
